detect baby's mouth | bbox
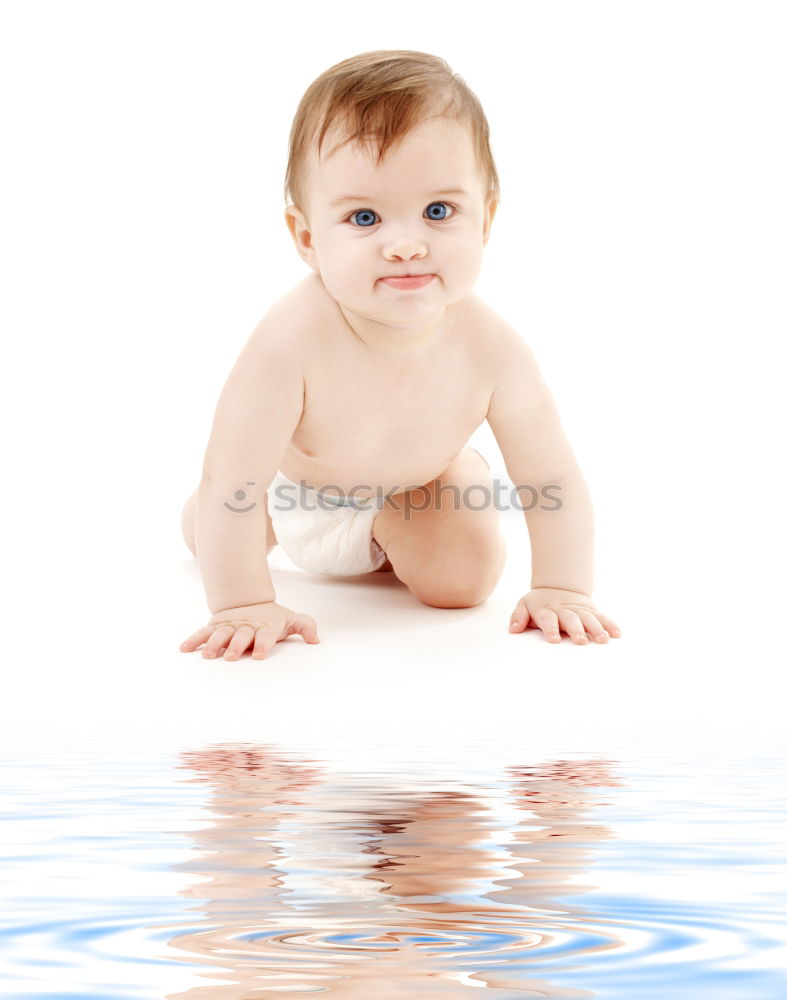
[379,274,435,290]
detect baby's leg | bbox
[180,487,277,558]
[371,447,505,607]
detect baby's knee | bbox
[412,574,492,609]
[410,536,506,609]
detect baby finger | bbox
[559,609,589,644]
[204,624,235,659]
[575,609,608,642]
[534,608,561,643]
[251,628,277,660]
[224,625,256,661]
[180,626,213,651]
[596,613,622,637]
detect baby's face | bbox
[287,116,496,326]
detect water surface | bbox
[1,740,785,998]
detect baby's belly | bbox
[278,442,468,499]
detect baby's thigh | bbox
[372,447,504,606]
[180,489,199,556]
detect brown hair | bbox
[284,50,500,216]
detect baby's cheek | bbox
[318,264,359,306]
[450,247,484,291]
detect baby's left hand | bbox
[509,588,621,644]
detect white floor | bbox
[5,482,780,765]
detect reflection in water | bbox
[162,746,623,998]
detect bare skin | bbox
[279,277,494,498]
[180,115,621,660]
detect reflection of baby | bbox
[179,49,621,663]
[165,746,620,998]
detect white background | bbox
[1,1,785,751]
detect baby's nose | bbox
[383,238,427,261]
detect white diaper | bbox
[267,471,388,576]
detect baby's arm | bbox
[180,317,319,660]
[486,318,621,644]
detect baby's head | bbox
[284,51,500,324]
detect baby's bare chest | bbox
[281,345,492,494]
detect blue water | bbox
[1,740,785,998]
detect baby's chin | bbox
[373,282,444,305]
[322,273,473,325]
[350,292,447,324]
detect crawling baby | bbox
[180,49,621,660]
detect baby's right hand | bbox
[180,602,320,661]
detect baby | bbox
[179,50,621,661]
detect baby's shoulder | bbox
[456,294,530,364]
[246,273,326,355]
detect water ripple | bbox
[1,742,786,998]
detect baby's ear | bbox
[482,198,498,246]
[284,204,319,270]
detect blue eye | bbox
[350,209,378,227]
[425,201,453,220]
[347,202,456,226]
